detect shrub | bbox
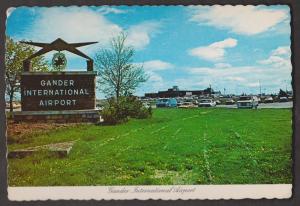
[101,96,151,125]
[101,100,126,125]
[135,107,151,119]
[148,106,152,116]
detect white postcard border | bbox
[8,184,292,201]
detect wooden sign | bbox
[21,71,96,111]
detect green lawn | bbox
[8,108,292,186]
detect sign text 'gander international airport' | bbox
[21,72,96,111]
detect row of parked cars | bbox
[151,94,292,109]
[263,96,291,103]
[155,98,218,108]
[154,95,278,109]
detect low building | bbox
[144,86,216,98]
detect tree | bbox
[94,33,148,102]
[5,36,49,111]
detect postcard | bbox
[5,5,293,200]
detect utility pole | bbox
[259,80,261,96]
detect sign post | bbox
[13,38,100,123]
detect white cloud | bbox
[246,82,260,87]
[210,38,238,48]
[147,71,163,82]
[173,77,212,89]
[20,7,122,57]
[182,58,291,94]
[214,63,232,68]
[269,19,291,35]
[271,46,290,56]
[126,22,161,50]
[139,60,173,71]
[138,70,166,95]
[258,46,291,70]
[189,5,289,35]
[17,7,160,56]
[259,56,290,68]
[134,60,173,87]
[96,7,128,15]
[188,38,237,61]
[135,60,172,94]
[188,66,259,77]
[10,7,120,63]
[225,76,246,82]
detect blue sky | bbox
[6,5,291,98]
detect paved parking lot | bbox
[216,102,292,109]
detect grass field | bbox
[8,108,292,186]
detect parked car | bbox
[215,100,221,105]
[237,96,259,109]
[178,102,197,108]
[225,99,235,105]
[279,96,288,102]
[177,100,183,107]
[156,98,168,107]
[193,99,199,105]
[167,98,178,107]
[264,96,274,103]
[198,99,216,107]
[257,97,261,103]
[156,98,177,108]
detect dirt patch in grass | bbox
[8,140,78,158]
[6,120,77,144]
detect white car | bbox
[264,96,274,103]
[237,96,259,109]
[215,100,221,105]
[225,99,235,105]
[279,96,288,102]
[198,99,216,107]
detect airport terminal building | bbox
[144,86,217,98]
